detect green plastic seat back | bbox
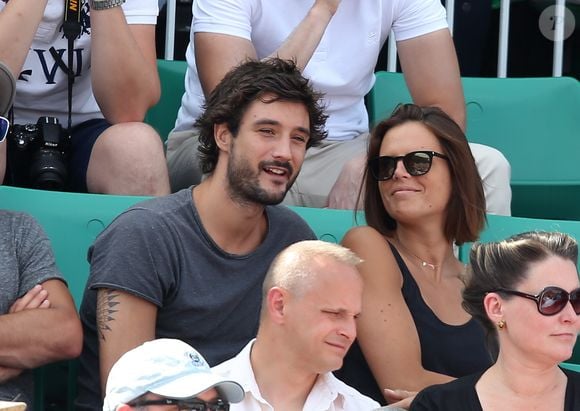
[0,187,362,305]
[0,186,149,309]
[0,187,362,410]
[145,59,188,142]
[465,214,580,248]
[0,186,149,411]
[460,214,580,264]
[459,213,580,363]
[288,206,363,243]
[561,362,580,372]
[367,72,580,219]
[367,71,410,128]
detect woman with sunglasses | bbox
[411,231,580,410]
[335,104,489,406]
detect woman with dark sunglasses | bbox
[411,231,580,410]
[335,104,489,406]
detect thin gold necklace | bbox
[395,239,439,270]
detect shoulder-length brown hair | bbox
[361,104,486,245]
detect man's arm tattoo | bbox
[96,289,120,341]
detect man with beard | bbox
[75,58,326,411]
[166,0,511,215]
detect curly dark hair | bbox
[360,103,486,245]
[194,58,328,174]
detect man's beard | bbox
[226,150,297,206]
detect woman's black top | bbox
[335,243,492,404]
[410,367,580,410]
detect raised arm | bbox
[195,0,340,97]
[397,28,465,131]
[0,279,82,370]
[342,227,453,401]
[90,7,160,123]
[96,288,157,394]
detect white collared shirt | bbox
[213,340,380,411]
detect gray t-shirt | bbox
[0,210,64,407]
[76,188,315,410]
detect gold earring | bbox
[497,320,506,329]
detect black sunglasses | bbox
[0,116,8,143]
[368,150,448,181]
[127,398,229,411]
[494,286,580,316]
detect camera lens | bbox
[29,149,68,190]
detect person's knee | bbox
[471,144,512,216]
[87,122,170,196]
[166,133,203,192]
[327,153,366,210]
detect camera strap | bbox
[49,0,81,134]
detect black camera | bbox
[7,116,71,190]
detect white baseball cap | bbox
[103,339,244,411]
[0,61,15,116]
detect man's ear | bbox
[267,287,287,324]
[214,123,232,153]
[483,292,504,323]
[115,404,132,411]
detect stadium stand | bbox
[2,185,580,409]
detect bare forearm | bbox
[196,0,339,97]
[90,9,160,123]
[0,308,82,369]
[0,0,47,77]
[270,1,337,71]
[388,368,454,394]
[398,29,466,132]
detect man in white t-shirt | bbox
[0,0,169,195]
[213,240,381,411]
[167,0,511,215]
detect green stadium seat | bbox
[0,185,361,409]
[145,59,188,142]
[3,184,580,404]
[288,206,362,243]
[561,362,580,373]
[0,186,148,411]
[0,186,149,309]
[463,214,580,251]
[367,71,580,220]
[0,186,360,309]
